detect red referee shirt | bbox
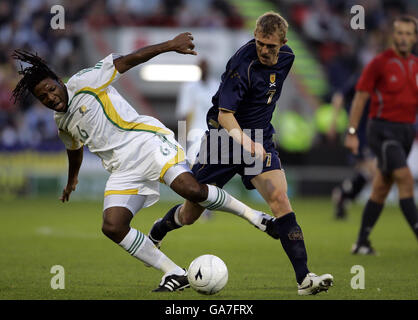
[356,48,418,123]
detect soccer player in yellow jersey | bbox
[12,33,271,292]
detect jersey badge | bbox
[79,105,88,115]
[269,73,276,87]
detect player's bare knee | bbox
[370,193,386,204]
[371,184,390,202]
[373,185,387,197]
[101,220,127,242]
[392,169,413,193]
[268,191,291,216]
[273,190,289,204]
[183,183,207,203]
[101,221,117,238]
[397,179,414,197]
[394,171,414,186]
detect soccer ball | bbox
[187,254,228,295]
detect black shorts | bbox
[367,119,415,176]
[192,130,281,190]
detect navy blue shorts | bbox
[192,131,282,190]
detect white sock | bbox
[119,228,184,275]
[199,185,271,230]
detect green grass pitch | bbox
[0,197,417,300]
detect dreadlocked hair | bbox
[12,49,59,103]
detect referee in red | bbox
[345,15,418,254]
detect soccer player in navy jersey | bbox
[149,12,333,295]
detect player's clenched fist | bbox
[251,141,267,161]
[344,134,359,155]
[169,32,197,55]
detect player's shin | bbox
[269,212,310,284]
[148,204,183,244]
[199,184,271,230]
[357,199,384,244]
[119,227,184,275]
[399,197,418,238]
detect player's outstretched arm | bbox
[114,32,197,74]
[60,147,83,203]
[344,90,370,155]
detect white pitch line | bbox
[35,226,101,239]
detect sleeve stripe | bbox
[70,88,172,135]
[218,107,236,113]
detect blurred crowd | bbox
[0,0,243,151]
[90,0,244,29]
[283,0,418,102]
[0,0,88,150]
[1,0,416,151]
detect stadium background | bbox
[0,0,418,302]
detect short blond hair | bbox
[255,11,288,41]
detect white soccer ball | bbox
[187,254,228,295]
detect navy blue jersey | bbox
[206,39,295,139]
